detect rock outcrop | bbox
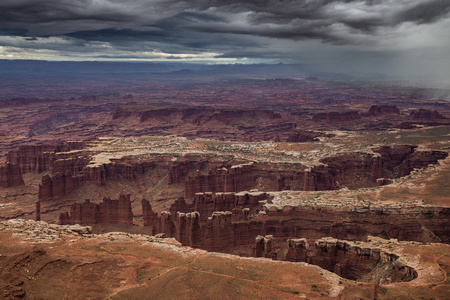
[284,238,309,262]
[142,191,450,253]
[0,249,50,298]
[39,172,80,200]
[184,162,261,198]
[0,162,25,188]
[285,131,323,143]
[113,106,281,125]
[261,204,450,244]
[397,109,450,129]
[38,156,175,201]
[396,150,449,177]
[175,211,202,248]
[364,105,400,116]
[108,104,322,141]
[142,191,267,226]
[34,142,447,205]
[410,109,447,120]
[35,201,41,222]
[142,199,158,235]
[191,192,268,221]
[282,237,417,283]
[202,211,235,251]
[184,146,448,195]
[7,142,85,174]
[58,194,133,225]
[255,235,274,258]
[49,154,91,176]
[312,111,361,122]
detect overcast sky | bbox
[0,0,449,80]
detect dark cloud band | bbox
[0,0,449,69]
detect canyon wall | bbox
[184,147,448,196]
[58,194,133,225]
[38,172,80,200]
[313,111,361,122]
[410,109,447,120]
[7,142,85,174]
[113,106,281,125]
[38,156,172,201]
[190,192,267,221]
[183,162,278,198]
[142,192,450,253]
[0,162,24,188]
[285,131,333,143]
[33,143,447,208]
[281,237,417,283]
[364,105,400,116]
[39,154,241,201]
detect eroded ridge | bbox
[278,236,417,284]
[0,219,422,287]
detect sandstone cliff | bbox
[142,199,158,234]
[0,162,25,188]
[142,191,450,253]
[282,237,417,283]
[7,142,84,174]
[38,172,80,200]
[364,105,400,116]
[58,194,133,225]
[113,106,281,125]
[184,147,448,195]
[410,109,447,120]
[34,141,447,208]
[313,111,361,122]
[191,192,267,221]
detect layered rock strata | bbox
[283,237,417,283]
[58,194,133,225]
[0,162,24,188]
[112,106,281,125]
[364,105,400,116]
[142,193,450,252]
[190,192,268,221]
[7,142,85,174]
[255,235,275,258]
[35,201,40,222]
[312,111,361,122]
[39,154,244,201]
[184,147,448,196]
[33,142,447,202]
[410,109,447,120]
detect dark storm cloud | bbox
[0,0,449,65]
[397,0,450,24]
[0,0,135,24]
[0,28,28,36]
[1,0,448,39]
